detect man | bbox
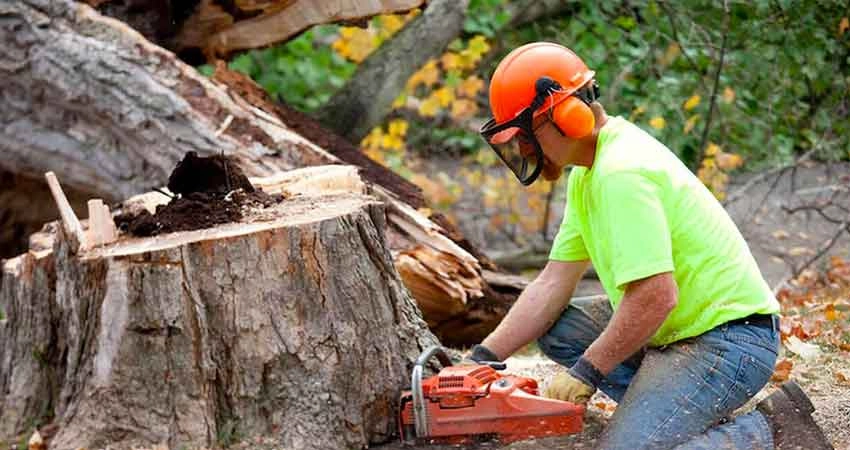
[473,41,833,449]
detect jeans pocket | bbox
[723,323,780,354]
[717,351,776,414]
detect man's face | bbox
[531,114,578,181]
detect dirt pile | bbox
[116,152,282,236]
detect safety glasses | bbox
[479,107,545,186]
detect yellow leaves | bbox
[649,116,666,130]
[360,119,409,163]
[840,17,849,36]
[387,118,408,137]
[684,114,700,134]
[466,35,491,60]
[377,14,406,37]
[433,86,455,107]
[715,151,743,170]
[411,172,461,208]
[407,59,441,90]
[332,12,417,63]
[440,52,463,71]
[722,87,736,104]
[457,76,484,99]
[698,142,743,200]
[402,35,491,120]
[418,95,441,117]
[683,95,701,111]
[630,105,646,120]
[420,86,457,117]
[658,42,681,67]
[332,26,375,63]
[450,99,478,120]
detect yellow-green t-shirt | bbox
[549,116,779,346]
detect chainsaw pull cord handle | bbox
[411,345,453,438]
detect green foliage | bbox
[200,26,355,112]
[490,0,850,169]
[464,0,511,36]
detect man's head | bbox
[480,42,604,185]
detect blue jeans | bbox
[537,296,780,450]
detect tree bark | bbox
[0,0,520,348]
[317,0,470,142]
[1,174,440,449]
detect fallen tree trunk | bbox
[0,0,522,346]
[87,0,424,62]
[0,170,439,449]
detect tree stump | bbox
[0,184,439,449]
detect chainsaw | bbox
[398,346,585,444]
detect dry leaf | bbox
[788,246,814,256]
[771,229,790,240]
[784,335,822,360]
[835,369,850,386]
[28,431,46,450]
[771,358,793,382]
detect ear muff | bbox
[551,96,595,139]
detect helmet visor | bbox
[480,112,544,186]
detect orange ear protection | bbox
[535,77,600,139]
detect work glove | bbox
[544,370,596,404]
[544,356,603,404]
[459,344,501,365]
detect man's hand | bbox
[544,370,595,404]
[459,344,500,365]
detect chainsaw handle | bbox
[411,345,452,438]
[414,345,453,368]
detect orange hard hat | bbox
[488,42,595,132]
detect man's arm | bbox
[583,272,678,374]
[481,259,590,360]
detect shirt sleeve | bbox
[549,196,590,262]
[598,172,674,289]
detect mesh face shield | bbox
[479,108,545,186]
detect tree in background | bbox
[208,0,850,250]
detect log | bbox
[88,0,423,61]
[0,0,521,348]
[0,174,440,449]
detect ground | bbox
[373,349,850,450]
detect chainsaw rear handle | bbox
[411,346,507,438]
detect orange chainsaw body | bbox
[399,358,585,444]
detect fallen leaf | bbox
[789,246,814,256]
[825,304,838,321]
[784,335,822,360]
[771,229,790,240]
[835,369,850,386]
[28,431,46,450]
[771,358,793,382]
